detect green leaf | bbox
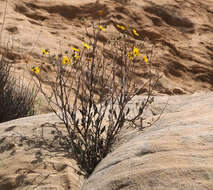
[113,110,117,119]
[89,99,93,110]
[126,107,130,116]
[93,103,98,116]
[75,119,79,127]
[71,111,76,121]
[81,117,86,127]
[105,99,108,107]
[100,126,106,135]
[149,97,154,104]
[79,107,87,116]
[87,117,92,127]
[95,118,100,127]
[139,107,143,115]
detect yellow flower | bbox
[32,66,40,75]
[71,47,80,52]
[42,49,49,55]
[62,56,71,64]
[133,46,140,56]
[74,53,80,60]
[127,52,134,60]
[132,29,139,36]
[144,55,148,63]
[98,25,105,31]
[117,24,126,31]
[83,42,91,50]
[98,10,103,15]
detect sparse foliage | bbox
[0,53,38,122]
[33,19,160,177]
[0,0,38,122]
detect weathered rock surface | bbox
[0,92,213,189]
[82,92,213,190]
[0,0,212,99]
[0,0,213,189]
[0,113,84,190]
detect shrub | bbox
[0,0,38,122]
[0,53,38,122]
[32,18,160,177]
